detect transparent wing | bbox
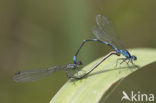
[92,14,125,49]
[13,65,66,82]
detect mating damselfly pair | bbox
[13,14,137,82]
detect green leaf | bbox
[50,48,156,103]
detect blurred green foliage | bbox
[0,0,155,103]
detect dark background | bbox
[0,0,155,103]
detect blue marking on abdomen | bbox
[73,56,77,63]
[83,40,87,42]
[92,39,98,41]
[102,41,109,45]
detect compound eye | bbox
[132,56,137,60]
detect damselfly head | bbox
[131,55,137,60]
[67,61,82,69]
[77,61,83,65]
